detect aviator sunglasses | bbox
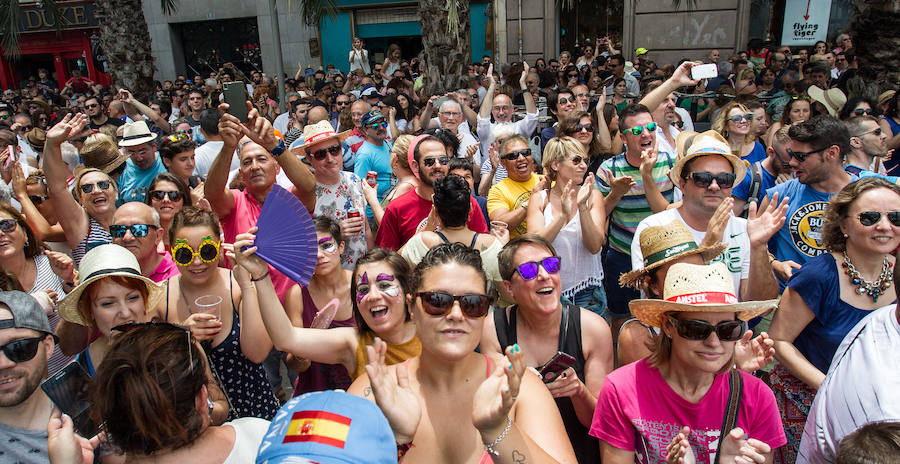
[109,224,158,238]
[686,172,736,189]
[415,291,493,318]
[149,190,183,202]
[310,145,342,161]
[858,211,900,227]
[422,156,450,167]
[0,218,18,233]
[514,256,561,280]
[171,236,221,266]
[79,180,112,194]
[667,316,745,342]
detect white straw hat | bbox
[118,120,158,147]
[669,130,746,186]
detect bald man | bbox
[110,202,179,282]
[477,63,538,160]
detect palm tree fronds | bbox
[160,0,178,15]
[1,0,68,55]
[285,0,337,26]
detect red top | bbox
[375,189,488,250]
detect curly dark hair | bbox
[432,174,471,228]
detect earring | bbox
[843,233,848,238]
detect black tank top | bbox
[493,304,600,463]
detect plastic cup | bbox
[490,220,508,233]
[193,295,222,321]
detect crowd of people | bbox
[0,32,899,464]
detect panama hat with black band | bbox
[619,220,727,289]
[118,120,158,148]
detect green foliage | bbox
[1,0,65,55]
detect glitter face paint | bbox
[356,272,369,303]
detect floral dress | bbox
[315,171,368,269]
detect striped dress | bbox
[71,216,112,267]
[594,151,676,254]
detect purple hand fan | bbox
[253,185,317,286]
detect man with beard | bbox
[375,135,488,250]
[84,95,124,131]
[844,116,897,182]
[184,88,207,127]
[764,115,855,282]
[0,291,57,463]
[732,127,795,217]
[206,102,316,301]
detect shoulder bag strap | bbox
[493,305,516,350]
[715,370,744,462]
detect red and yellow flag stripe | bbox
[283,410,352,448]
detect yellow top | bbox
[352,330,422,379]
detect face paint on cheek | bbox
[356,291,367,303]
[381,286,400,298]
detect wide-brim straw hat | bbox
[629,262,777,328]
[24,128,46,152]
[27,97,51,114]
[619,220,727,288]
[75,134,128,175]
[291,120,351,157]
[670,130,746,186]
[58,244,165,326]
[118,120,158,147]
[807,85,846,117]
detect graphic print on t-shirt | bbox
[788,201,829,257]
[634,418,723,464]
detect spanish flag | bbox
[282,410,352,448]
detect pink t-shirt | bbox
[148,252,180,283]
[590,359,786,464]
[221,188,297,302]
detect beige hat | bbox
[58,244,165,327]
[807,85,847,117]
[118,120,158,147]
[619,220,727,289]
[76,133,127,175]
[27,97,51,114]
[629,262,777,328]
[291,120,351,157]
[669,130,746,186]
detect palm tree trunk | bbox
[419,0,471,96]
[93,0,156,100]
[849,0,900,92]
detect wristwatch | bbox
[270,139,287,157]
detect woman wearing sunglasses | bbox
[593,261,784,464]
[162,207,279,420]
[231,234,421,386]
[42,114,117,267]
[558,111,612,181]
[527,137,607,316]
[91,323,267,463]
[351,243,577,463]
[145,173,192,250]
[712,102,767,164]
[769,177,900,463]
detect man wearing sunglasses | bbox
[844,116,896,182]
[353,111,393,208]
[84,96,124,131]
[633,130,782,306]
[764,116,855,281]
[110,203,178,282]
[375,135,488,250]
[540,87,578,151]
[477,63,538,162]
[732,127,795,218]
[487,134,542,239]
[0,291,57,463]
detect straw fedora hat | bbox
[76,133,128,175]
[27,97,51,114]
[669,130,746,186]
[629,262,777,328]
[24,128,46,153]
[118,120,158,147]
[291,120,350,157]
[807,85,846,117]
[58,244,165,326]
[619,220,727,289]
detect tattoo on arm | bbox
[364,386,372,397]
[512,449,526,463]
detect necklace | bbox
[841,251,894,302]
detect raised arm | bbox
[639,140,670,213]
[639,61,698,116]
[204,103,240,218]
[479,64,497,119]
[594,92,612,153]
[229,254,273,364]
[519,62,537,115]
[579,178,608,253]
[120,89,171,133]
[42,113,90,249]
[768,287,824,389]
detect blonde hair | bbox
[542,136,586,182]
[712,102,755,147]
[390,135,414,171]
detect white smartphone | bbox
[691,63,718,80]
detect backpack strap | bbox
[743,161,763,218]
[715,370,744,460]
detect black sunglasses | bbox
[574,123,593,133]
[0,336,45,363]
[310,145,342,161]
[858,211,900,227]
[149,190,183,202]
[667,316,745,342]
[502,148,532,161]
[853,108,875,116]
[28,195,48,205]
[415,291,493,318]
[515,256,561,280]
[786,145,830,162]
[0,218,18,233]
[422,156,449,167]
[685,172,736,189]
[79,180,112,194]
[109,224,158,238]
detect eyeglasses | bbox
[109,224,158,238]
[336,101,350,106]
[310,145,342,161]
[149,190,183,202]
[574,123,593,133]
[85,104,99,109]
[0,337,45,363]
[422,156,449,167]
[28,195,48,205]
[502,148,532,161]
[16,125,33,132]
[728,113,754,124]
[514,256,561,280]
[853,108,875,116]
[858,211,900,227]
[171,236,221,266]
[569,155,584,165]
[620,122,657,135]
[0,218,19,233]
[79,180,112,194]
[855,127,883,138]
[786,145,830,162]
[415,291,492,318]
[368,121,387,130]
[685,171,736,189]
[318,238,338,254]
[440,111,462,118]
[667,316,745,342]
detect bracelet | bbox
[250,270,270,282]
[484,416,512,457]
